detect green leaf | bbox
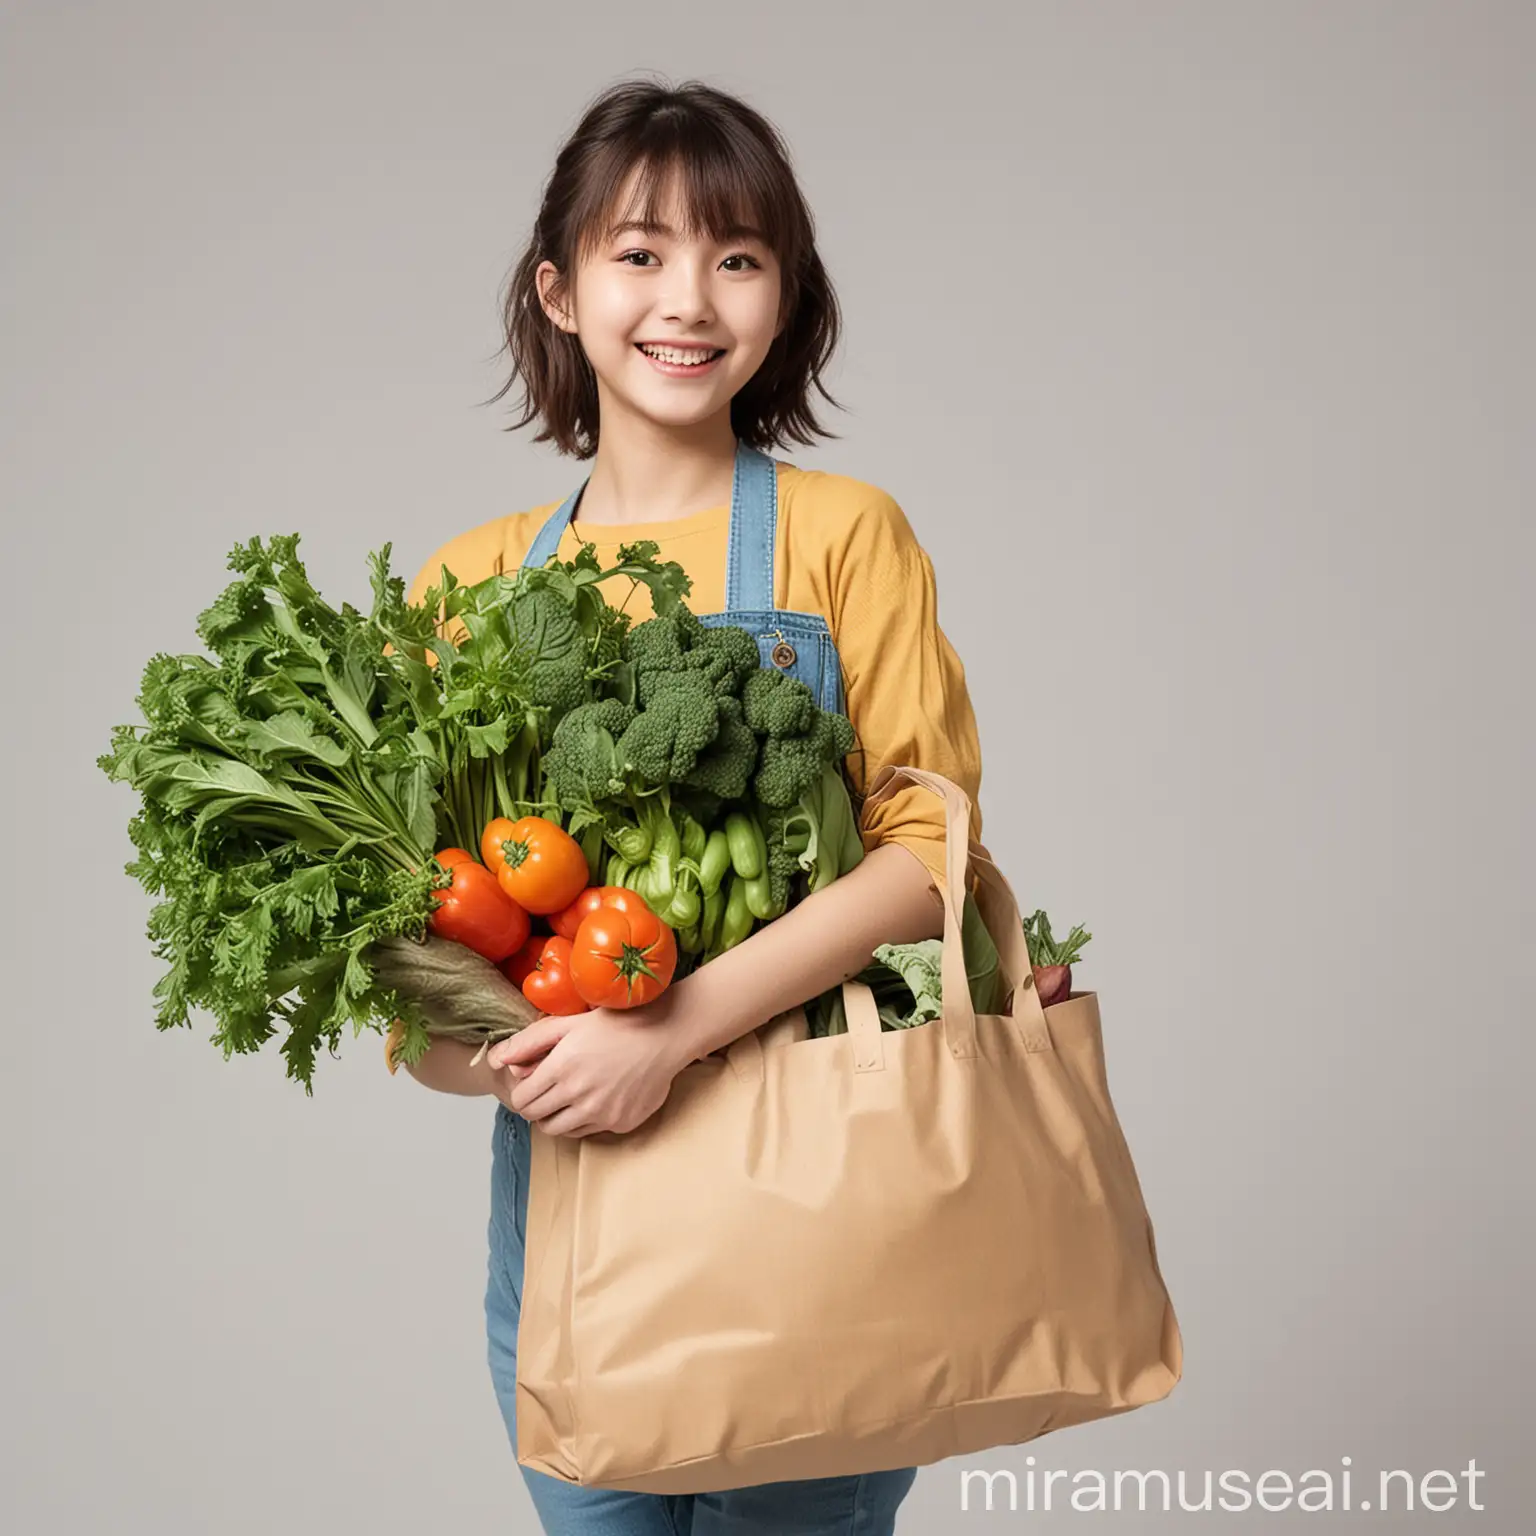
[400,759,439,852]
[240,710,350,768]
[462,718,509,759]
[274,866,341,935]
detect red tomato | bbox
[498,930,548,989]
[481,816,590,915]
[550,884,630,941]
[570,901,677,1009]
[434,847,477,869]
[428,861,529,963]
[521,936,588,1016]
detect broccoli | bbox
[541,697,636,806]
[625,611,760,703]
[678,646,739,699]
[752,710,856,808]
[689,623,760,698]
[680,694,758,802]
[740,668,815,739]
[617,670,722,782]
[624,608,704,678]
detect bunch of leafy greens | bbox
[99,532,690,1093]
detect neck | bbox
[574,413,738,526]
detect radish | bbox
[1022,909,1092,1007]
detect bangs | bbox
[574,139,794,270]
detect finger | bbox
[506,1046,553,1080]
[507,1039,567,1104]
[486,1031,537,1071]
[489,1019,566,1070]
[539,1107,597,1139]
[512,1065,574,1121]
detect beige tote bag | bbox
[515,765,1182,1493]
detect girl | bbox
[398,77,985,1536]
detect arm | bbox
[660,840,943,1071]
[660,490,980,1067]
[395,842,939,1098]
[834,490,984,894]
[402,1035,499,1098]
[403,842,941,1093]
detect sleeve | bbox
[832,491,984,905]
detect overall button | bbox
[771,640,797,668]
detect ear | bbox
[534,260,577,335]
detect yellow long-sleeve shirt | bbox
[403,460,983,899]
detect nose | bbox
[657,256,717,327]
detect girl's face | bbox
[537,168,784,435]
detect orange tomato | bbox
[521,936,588,1016]
[428,861,529,963]
[570,900,677,1009]
[481,816,589,915]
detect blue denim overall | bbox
[483,441,919,1534]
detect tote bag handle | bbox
[862,765,1050,1053]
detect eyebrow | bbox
[608,219,769,244]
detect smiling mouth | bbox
[635,344,727,367]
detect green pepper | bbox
[698,828,733,897]
[719,873,754,951]
[743,869,775,921]
[678,808,707,865]
[700,883,726,950]
[724,809,764,880]
[663,881,701,929]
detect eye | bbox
[616,250,763,271]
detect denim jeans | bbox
[485,1104,919,1534]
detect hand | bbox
[482,987,693,1139]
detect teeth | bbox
[639,344,720,365]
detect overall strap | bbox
[524,441,778,610]
[522,483,582,571]
[724,442,778,611]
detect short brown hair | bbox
[485,76,845,459]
